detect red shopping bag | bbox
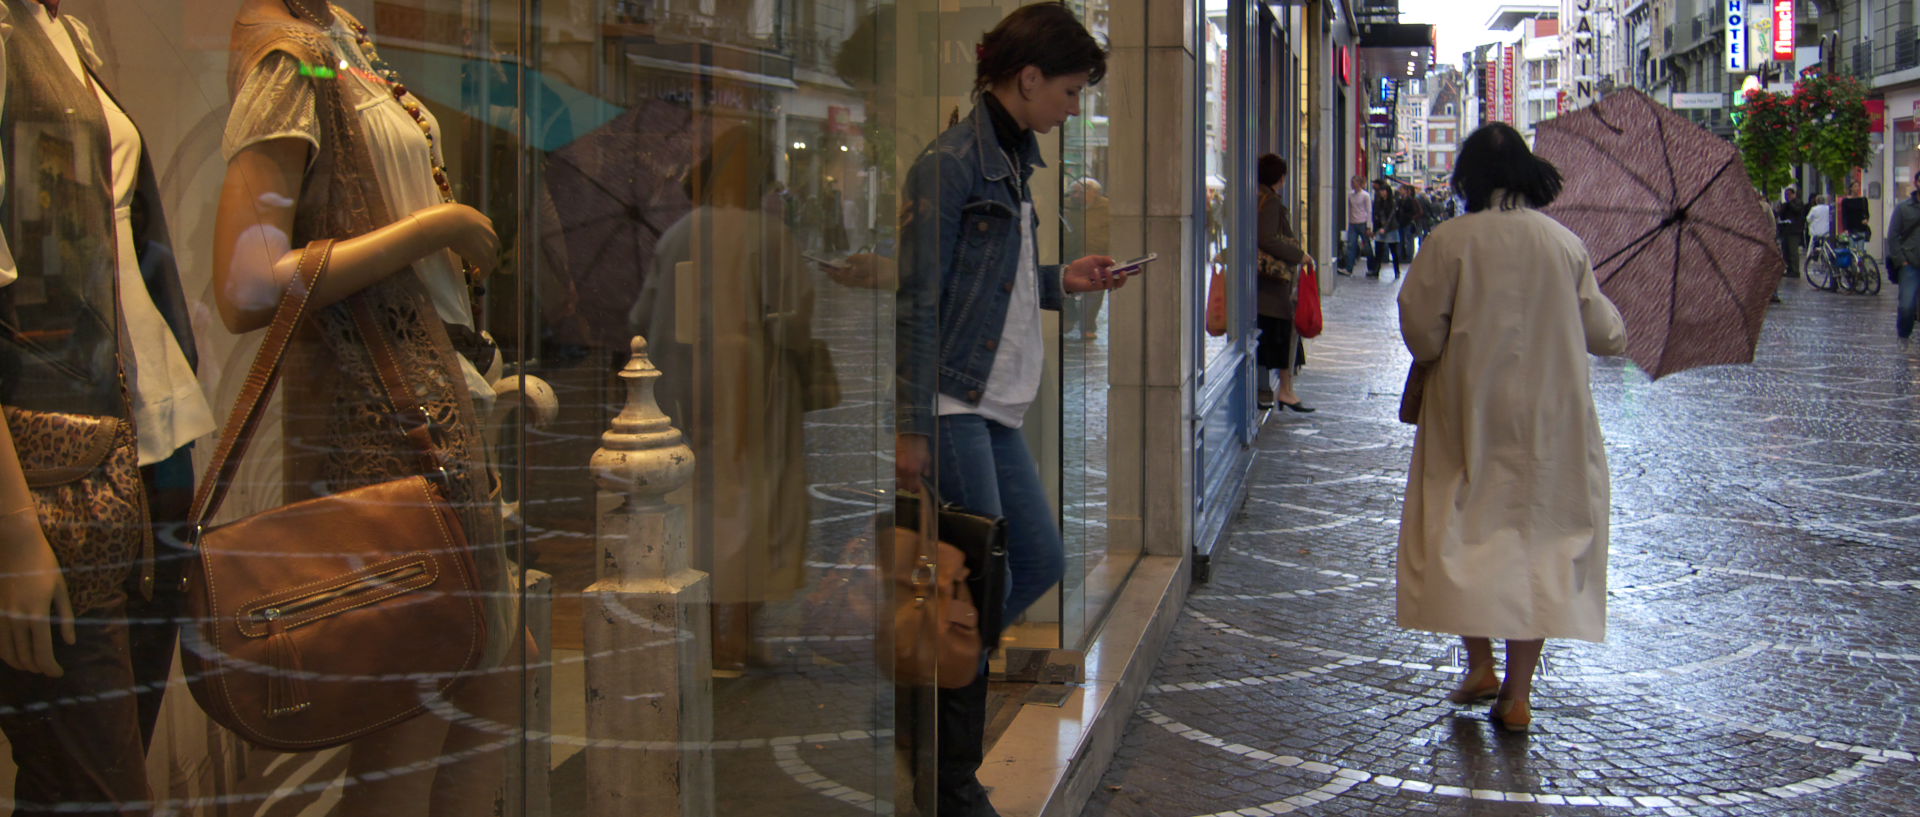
[1294,260,1323,339]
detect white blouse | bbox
[18,6,215,465]
[221,10,489,400]
[937,201,1044,428]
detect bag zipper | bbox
[247,562,429,627]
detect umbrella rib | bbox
[1681,226,1753,318]
[1594,221,1671,286]
[1655,226,1683,378]
[1684,218,1780,252]
[1681,226,1765,361]
[1652,98,1681,203]
[1593,220,1672,281]
[1595,158,1746,278]
[1545,126,1669,204]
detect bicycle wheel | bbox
[1861,255,1883,295]
[1805,250,1837,291]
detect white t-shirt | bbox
[1808,203,1832,239]
[937,201,1043,428]
[11,7,216,464]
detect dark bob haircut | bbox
[1450,122,1563,213]
[1257,154,1287,188]
[976,3,1108,94]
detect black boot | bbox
[936,672,1000,817]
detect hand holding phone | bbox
[802,251,850,270]
[1109,253,1158,275]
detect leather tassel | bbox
[264,617,312,718]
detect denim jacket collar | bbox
[968,99,1045,185]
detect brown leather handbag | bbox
[886,493,1005,689]
[183,240,486,752]
[1400,360,1436,425]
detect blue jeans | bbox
[1341,224,1370,271]
[935,414,1064,629]
[1899,264,1920,340]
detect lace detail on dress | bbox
[222,52,321,164]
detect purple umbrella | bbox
[1536,89,1783,379]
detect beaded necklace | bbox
[281,0,479,282]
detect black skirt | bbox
[1256,313,1303,371]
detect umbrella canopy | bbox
[1535,89,1783,379]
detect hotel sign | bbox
[1726,0,1748,72]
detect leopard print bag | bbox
[3,405,149,614]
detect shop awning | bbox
[1357,23,1434,79]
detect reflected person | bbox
[631,125,816,674]
[893,4,1126,814]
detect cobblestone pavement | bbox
[1084,272,1920,817]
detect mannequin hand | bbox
[896,433,929,493]
[1063,255,1125,293]
[827,253,898,291]
[418,203,502,276]
[0,514,74,677]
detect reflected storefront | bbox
[0,0,1341,813]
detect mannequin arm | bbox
[0,413,74,677]
[211,137,500,334]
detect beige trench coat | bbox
[1395,202,1627,642]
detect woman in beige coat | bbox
[1396,123,1627,732]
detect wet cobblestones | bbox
[1084,275,1920,817]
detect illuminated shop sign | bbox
[1773,1,1795,61]
[1725,0,1748,72]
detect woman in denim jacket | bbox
[893,4,1128,814]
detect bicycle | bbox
[1805,233,1882,295]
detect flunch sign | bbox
[1772,0,1794,61]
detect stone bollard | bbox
[584,337,713,817]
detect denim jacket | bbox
[896,101,1064,436]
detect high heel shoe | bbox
[1278,400,1316,413]
[1446,667,1500,704]
[1488,697,1531,733]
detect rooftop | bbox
[1486,3,1557,31]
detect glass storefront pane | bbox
[2,0,1170,812]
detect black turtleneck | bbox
[982,92,1029,160]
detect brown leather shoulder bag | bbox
[183,240,487,752]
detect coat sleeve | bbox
[1396,234,1456,362]
[895,148,970,437]
[1257,197,1306,269]
[1888,206,1907,268]
[1573,245,1627,356]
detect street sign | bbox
[1670,92,1725,110]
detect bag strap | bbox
[188,240,445,533]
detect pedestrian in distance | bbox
[1253,154,1313,412]
[1776,186,1807,279]
[1397,183,1427,253]
[1370,178,1402,278]
[1882,171,1920,345]
[1395,122,1628,733]
[1340,174,1373,276]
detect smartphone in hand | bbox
[1109,253,1158,275]
[802,251,851,270]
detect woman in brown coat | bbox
[1255,154,1313,411]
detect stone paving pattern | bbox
[1083,272,1920,816]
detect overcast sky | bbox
[1397,0,1518,68]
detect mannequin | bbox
[211,0,514,813]
[0,1,212,813]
